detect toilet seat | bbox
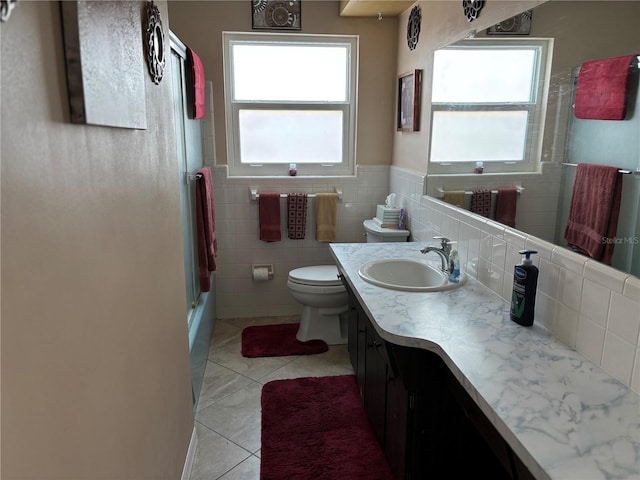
[288,265,343,287]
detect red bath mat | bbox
[241,323,328,358]
[261,375,395,480]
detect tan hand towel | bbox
[443,190,465,208]
[315,193,338,243]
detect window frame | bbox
[428,38,553,175]
[222,32,359,177]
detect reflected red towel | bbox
[574,54,637,120]
[195,166,216,292]
[470,189,491,218]
[259,193,281,242]
[287,193,307,240]
[564,164,622,265]
[187,47,206,120]
[495,188,517,228]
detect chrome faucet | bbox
[420,236,452,272]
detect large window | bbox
[429,39,552,174]
[223,32,358,177]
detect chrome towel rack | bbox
[435,185,524,199]
[249,186,343,201]
[561,162,640,176]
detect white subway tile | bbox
[558,268,583,312]
[535,291,557,331]
[551,247,587,275]
[583,260,629,293]
[607,292,640,345]
[555,303,579,348]
[537,258,560,297]
[580,279,611,327]
[602,332,636,385]
[631,349,640,394]
[576,316,606,365]
[623,276,640,301]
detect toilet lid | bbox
[288,265,343,286]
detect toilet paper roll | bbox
[252,267,270,281]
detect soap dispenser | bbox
[510,250,539,326]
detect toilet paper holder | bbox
[252,264,275,281]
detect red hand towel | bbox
[259,193,281,242]
[564,164,622,265]
[195,166,216,292]
[187,47,206,120]
[470,189,491,218]
[495,188,517,228]
[287,193,308,240]
[574,54,638,120]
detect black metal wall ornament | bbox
[462,0,485,22]
[1,0,18,22]
[406,5,421,51]
[144,1,166,84]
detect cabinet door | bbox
[385,375,409,480]
[364,325,387,445]
[347,290,359,372]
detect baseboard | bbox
[181,427,198,480]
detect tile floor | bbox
[189,316,354,480]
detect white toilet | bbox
[287,220,409,345]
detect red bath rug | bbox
[241,323,328,358]
[260,375,395,480]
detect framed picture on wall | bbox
[397,69,422,131]
[252,0,301,30]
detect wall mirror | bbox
[425,0,640,277]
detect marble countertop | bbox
[330,242,639,480]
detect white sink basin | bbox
[358,258,465,292]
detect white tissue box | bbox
[376,205,400,221]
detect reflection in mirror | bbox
[426,1,640,277]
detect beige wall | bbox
[1,2,194,478]
[168,0,399,167]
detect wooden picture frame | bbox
[397,69,422,132]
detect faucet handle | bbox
[433,235,451,249]
[433,235,457,255]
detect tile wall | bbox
[391,166,640,393]
[210,165,389,319]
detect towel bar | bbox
[561,163,640,176]
[435,185,524,199]
[249,186,343,201]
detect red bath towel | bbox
[187,47,206,120]
[195,166,216,292]
[564,163,622,265]
[574,54,638,120]
[259,193,281,242]
[495,188,517,228]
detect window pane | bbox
[239,110,343,164]
[232,44,348,102]
[432,48,537,103]
[430,111,528,162]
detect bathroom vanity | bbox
[331,242,639,480]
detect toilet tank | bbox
[363,219,410,243]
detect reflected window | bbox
[223,32,358,177]
[429,39,552,174]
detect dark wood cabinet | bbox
[344,282,534,480]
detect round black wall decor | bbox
[0,0,18,22]
[407,6,421,51]
[145,1,166,85]
[462,0,484,22]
